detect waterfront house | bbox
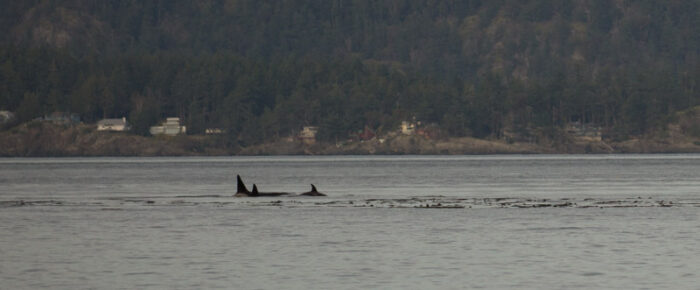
[97,117,129,132]
[401,121,416,135]
[205,128,224,135]
[150,117,187,136]
[298,126,319,145]
[566,122,602,141]
[42,112,80,124]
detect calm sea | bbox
[1,155,699,289]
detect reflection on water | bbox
[1,155,700,289]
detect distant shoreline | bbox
[2,122,700,157]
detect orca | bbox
[234,175,256,197]
[235,175,290,197]
[300,184,326,196]
[235,175,326,197]
[251,184,290,197]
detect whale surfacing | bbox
[235,175,326,197]
[252,184,290,197]
[300,184,326,196]
[234,175,255,197]
[235,175,290,197]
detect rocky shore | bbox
[2,121,700,157]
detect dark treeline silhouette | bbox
[1,0,699,146]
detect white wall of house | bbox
[150,117,186,136]
[97,117,129,131]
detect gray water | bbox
[1,155,700,289]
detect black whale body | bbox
[235,175,326,197]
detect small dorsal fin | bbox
[237,175,250,194]
[300,184,325,196]
[252,184,259,196]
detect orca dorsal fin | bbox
[237,175,250,194]
[252,184,259,196]
[310,184,318,192]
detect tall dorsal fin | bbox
[237,175,250,194]
[310,184,318,192]
[252,184,259,196]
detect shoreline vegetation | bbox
[2,2,700,156]
[2,120,700,157]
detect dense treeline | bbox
[1,0,699,146]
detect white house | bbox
[97,117,129,131]
[150,117,187,136]
[401,121,416,135]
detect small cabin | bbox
[401,121,416,135]
[298,126,319,145]
[97,117,129,132]
[205,128,224,135]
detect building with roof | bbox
[42,112,80,124]
[150,117,187,136]
[97,117,129,132]
[298,126,319,145]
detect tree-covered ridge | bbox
[6,1,698,74]
[1,0,699,146]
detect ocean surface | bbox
[1,155,700,289]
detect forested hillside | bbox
[1,0,699,146]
